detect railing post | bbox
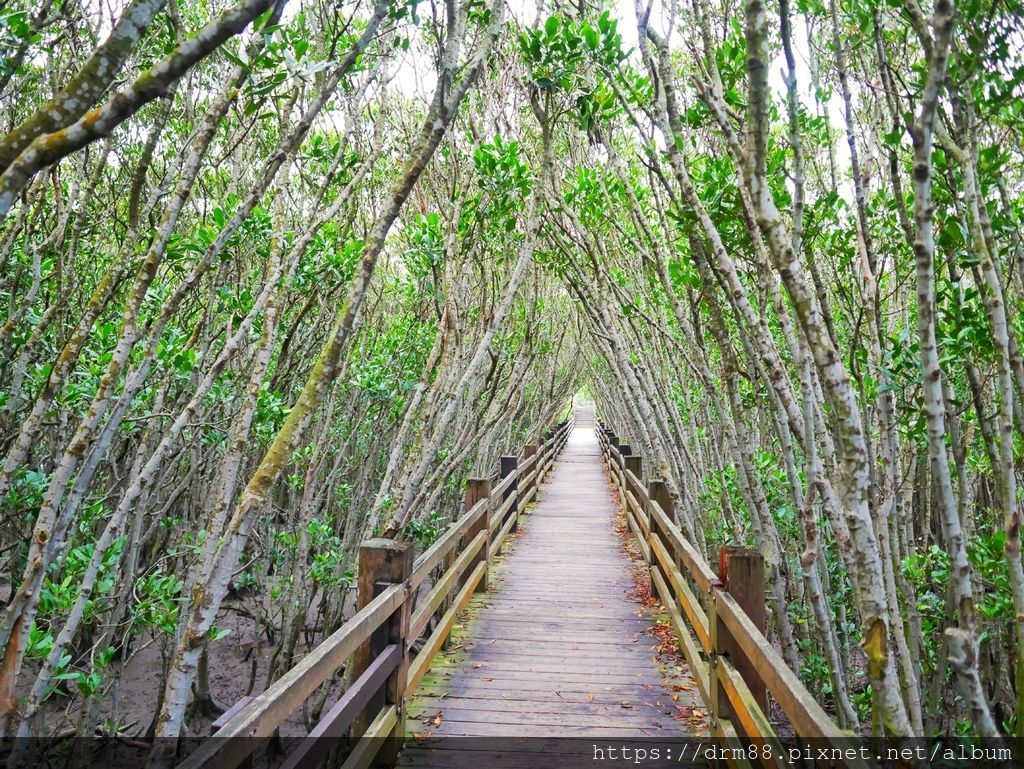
[624,454,642,484]
[500,455,519,533]
[464,478,491,593]
[605,432,617,486]
[714,546,769,721]
[616,442,631,494]
[351,538,413,759]
[649,480,675,582]
[523,444,538,505]
[542,430,554,480]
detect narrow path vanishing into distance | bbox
[400,421,704,768]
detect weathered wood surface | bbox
[402,426,701,767]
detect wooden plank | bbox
[713,655,784,767]
[425,668,652,685]
[408,706,677,729]
[413,684,671,703]
[519,469,537,492]
[412,681,670,700]
[428,658,661,676]
[625,490,649,536]
[443,639,662,655]
[409,693,667,711]
[404,721,675,737]
[210,696,254,733]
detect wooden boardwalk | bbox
[401,425,698,766]
[185,415,853,769]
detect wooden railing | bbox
[597,420,867,769]
[181,415,575,769]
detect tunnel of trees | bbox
[0,0,1022,754]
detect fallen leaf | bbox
[588,693,595,701]
[433,713,443,727]
[620,700,634,709]
[481,676,493,682]
[472,663,482,669]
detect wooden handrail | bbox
[182,413,575,769]
[411,496,487,590]
[595,417,865,767]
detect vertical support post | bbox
[708,587,726,736]
[624,454,642,485]
[351,538,413,759]
[523,444,538,506]
[500,455,518,533]
[712,546,769,725]
[624,454,643,556]
[542,430,554,480]
[616,443,631,495]
[648,479,673,580]
[464,478,491,593]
